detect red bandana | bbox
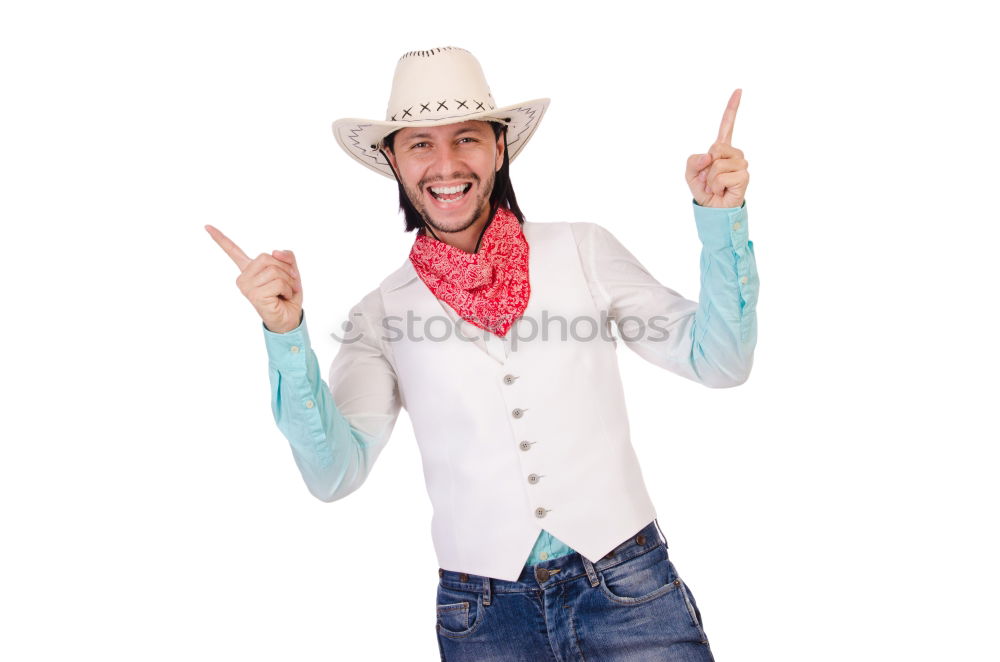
[409,206,530,337]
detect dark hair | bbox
[380,121,525,238]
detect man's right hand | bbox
[205,224,304,334]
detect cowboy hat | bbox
[332,46,550,179]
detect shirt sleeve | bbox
[262,292,402,501]
[571,200,758,388]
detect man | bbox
[207,46,757,660]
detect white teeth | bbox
[430,184,467,194]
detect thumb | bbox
[272,249,299,274]
[685,153,713,182]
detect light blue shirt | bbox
[262,200,758,569]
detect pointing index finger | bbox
[205,224,251,271]
[716,88,742,145]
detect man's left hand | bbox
[686,89,748,208]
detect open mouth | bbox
[427,183,472,204]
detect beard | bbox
[404,168,496,236]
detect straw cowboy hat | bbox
[332,47,550,179]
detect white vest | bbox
[378,221,657,582]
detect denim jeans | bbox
[435,520,716,661]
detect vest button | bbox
[503,374,517,385]
[535,567,550,582]
[534,507,548,518]
[635,534,646,545]
[459,573,469,582]
[527,473,540,484]
[512,408,524,419]
[519,440,532,451]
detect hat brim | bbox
[332,98,550,179]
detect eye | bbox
[458,137,478,144]
[409,141,429,150]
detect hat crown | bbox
[385,47,497,123]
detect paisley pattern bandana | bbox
[409,206,530,337]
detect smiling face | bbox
[383,120,505,236]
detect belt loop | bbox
[581,556,600,588]
[482,576,492,606]
[653,518,669,548]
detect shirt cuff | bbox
[692,199,748,250]
[262,309,311,372]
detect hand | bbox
[205,224,304,334]
[686,89,749,208]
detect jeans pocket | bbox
[436,584,484,639]
[437,601,470,632]
[598,543,681,606]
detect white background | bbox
[2,1,997,660]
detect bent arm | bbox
[263,296,401,501]
[574,200,759,387]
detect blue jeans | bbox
[435,520,716,661]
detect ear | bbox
[382,145,398,172]
[495,128,506,172]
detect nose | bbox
[428,142,465,181]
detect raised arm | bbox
[205,224,401,502]
[571,88,758,387]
